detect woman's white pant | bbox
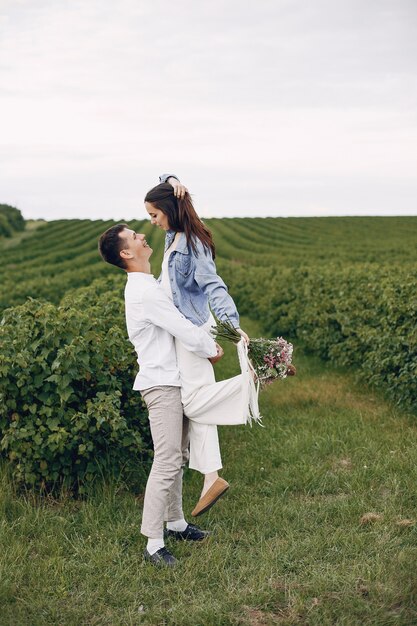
[175,317,250,474]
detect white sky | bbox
[1,0,417,220]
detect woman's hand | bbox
[167,177,188,199]
[208,342,224,364]
[236,328,250,344]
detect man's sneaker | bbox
[165,523,211,542]
[143,546,177,567]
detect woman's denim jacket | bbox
[161,230,240,328]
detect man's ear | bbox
[120,249,132,261]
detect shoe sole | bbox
[191,485,229,517]
[144,556,177,568]
[164,530,210,542]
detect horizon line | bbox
[24,212,417,222]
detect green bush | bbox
[0,213,13,238]
[265,265,417,410]
[0,204,25,235]
[219,261,416,410]
[0,282,151,494]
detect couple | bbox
[98,174,257,567]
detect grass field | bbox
[1,317,416,626]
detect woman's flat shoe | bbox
[191,477,230,517]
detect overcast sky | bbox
[1,0,417,220]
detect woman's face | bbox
[145,202,170,231]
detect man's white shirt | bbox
[124,272,217,391]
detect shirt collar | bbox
[165,230,189,255]
[164,230,176,252]
[127,272,155,282]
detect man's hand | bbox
[286,364,297,376]
[167,177,188,199]
[236,328,250,344]
[208,342,224,365]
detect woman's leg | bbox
[184,374,248,424]
[175,333,252,499]
[188,422,222,496]
[175,335,223,492]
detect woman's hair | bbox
[144,183,215,258]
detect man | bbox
[98,224,223,567]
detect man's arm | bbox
[159,173,188,199]
[143,285,217,358]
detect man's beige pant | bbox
[140,386,189,539]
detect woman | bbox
[145,178,252,516]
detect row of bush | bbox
[1,257,415,495]
[0,204,25,238]
[0,219,154,313]
[0,256,115,312]
[0,277,151,494]
[218,260,417,411]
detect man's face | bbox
[145,202,170,231]
[120,228,152,262]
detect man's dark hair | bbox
[98,223,129,269]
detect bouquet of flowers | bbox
[213,318,296,388]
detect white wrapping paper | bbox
[237,338,263,426]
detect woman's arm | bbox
[159,173,188,199]
[193,239,241,328]
[193,240,249,341]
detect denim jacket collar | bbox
[165,230,189,255]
